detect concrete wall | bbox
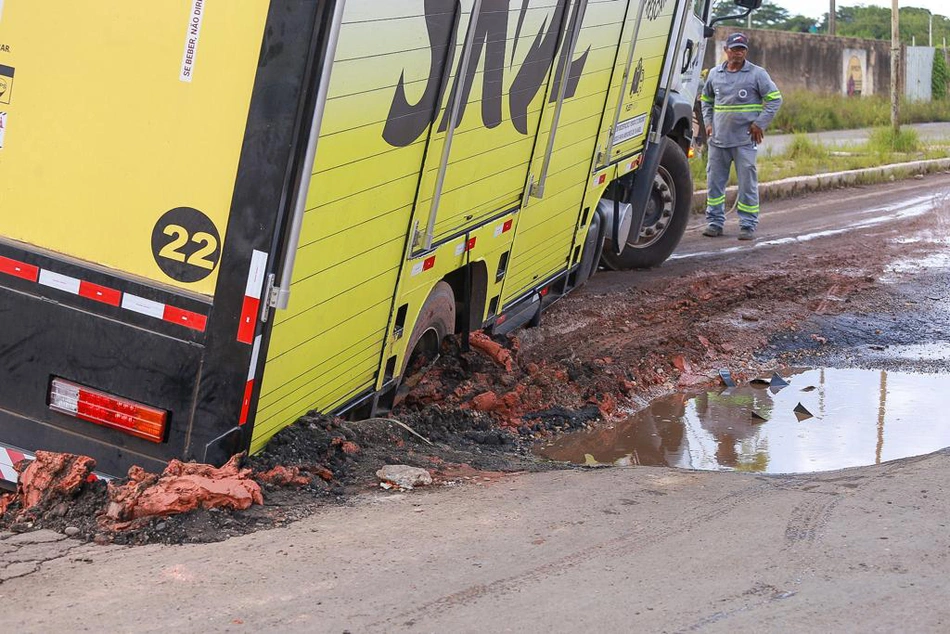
[703,27,894,98]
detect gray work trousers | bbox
[705,144,760,231]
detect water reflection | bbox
[538,368,950,474]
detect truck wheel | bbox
[601,138,692,270]
[402,281,456,377]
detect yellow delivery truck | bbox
[0,0,760,481]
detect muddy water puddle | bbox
[538,368,950,474]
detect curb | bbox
[691,157,950,213]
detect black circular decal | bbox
[151,207,222,283]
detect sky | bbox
[764,0,947,20]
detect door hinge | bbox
[410,220,423,251]
[261,273,279,323]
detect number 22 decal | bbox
[151,207,222,283]
[159,225,218,270]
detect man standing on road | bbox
[700,33,782,240]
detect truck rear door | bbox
[0,1,336,477]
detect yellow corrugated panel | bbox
[251,349,383,454]
[0,2,270,295]
[254,1,438,447]
[258,311,389,415]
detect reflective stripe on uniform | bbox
[737,201,760,214]
[707,194,726,206]
[713,104,764,112]
[764,91,782,101]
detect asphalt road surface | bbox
[762,121,950,155]
[4,174,950,633]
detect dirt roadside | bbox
[2,173,949,548]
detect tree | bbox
[783,15,819,33]
[710,0,816,33]
[832,6,950,45]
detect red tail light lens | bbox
[49,378,168,443]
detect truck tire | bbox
[402,281,456,377]
[601,138,692,270]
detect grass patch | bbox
[868,126,921,153]
[772,91,950,133]
[691,132,948,190]
[784,134,830,161]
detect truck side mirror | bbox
[706,0,761,37]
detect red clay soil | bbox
[396,251,882,438]
[2,195,944,545]
[102,455,265,530]
[0,452,96,519]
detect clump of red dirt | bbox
[0,451,97,519]
[0,446,340,545]
[102,455,264,530]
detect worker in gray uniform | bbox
[700,33,783,240]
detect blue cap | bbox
[726,33,749,49]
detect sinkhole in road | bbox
[537,367,950,474]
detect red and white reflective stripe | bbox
[592,172,607,187]
[410,255,436,277]
[454,237,477,256]
[237,250,268,344]
[239,335,262,426]
[493,218,514,238]
[0,445,29,483]
[0,255,39,281]
[0,255,207,332]
[122,293,208,332]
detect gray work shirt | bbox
[701,60,782,148]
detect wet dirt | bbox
[3,176,949,546]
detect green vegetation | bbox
[834,5,949,44]
[934,52,949,101]
[690,130,947,190]
[711,1,950,43]
[868,127,921,153]
[783,134,830,160]
[772,92,950,134]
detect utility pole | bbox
[829,1,836,36]
[891,0,900,133]
[929,13,933,47]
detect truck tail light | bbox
[49,378,168,443]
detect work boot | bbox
[702,224,723,237]
[738,228,755,241]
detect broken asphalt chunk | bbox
[793,403,813,422]
[749,378,770,387]
[718,368,736,388]
[751,410,769,422]
[801,386,817,392]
